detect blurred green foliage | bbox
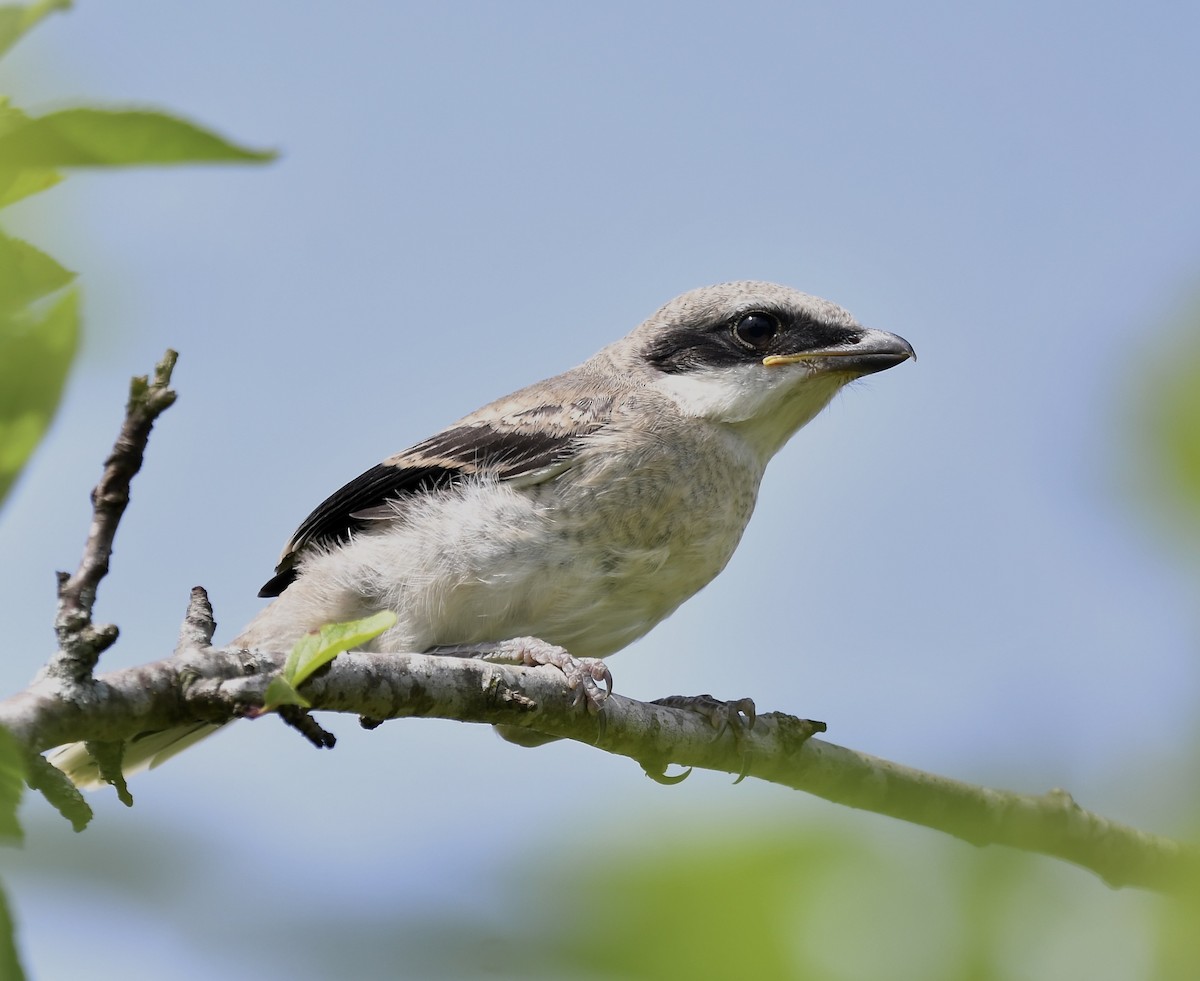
[0,700,26,979]
[0,107,275,171]
[0,240,77,506]
[0,882,19,981]
[0,0,67,61]
[6,808,1187,980]
[0,3,274,975]
[0,728,23,844]
[0,4,275,510]
[1139,301,1200,978]
[509,821,1158,981]
[1144,302,1200,540]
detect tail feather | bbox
[46,724,223,789]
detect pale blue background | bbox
[1,2,1198,977]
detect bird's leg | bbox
[427,636,612,712]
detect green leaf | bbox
[0,287,79,506]
[0,0,71,61]
[0,108,276,168]
[0,166,61,207]
[0,99,62,205]
[0,96,29,137]
[258,612,395,715]
[0,879,26,981]
[262,676,310,712]
[0,727,25,844]
[0,231,75,315]
[283,610,398,688]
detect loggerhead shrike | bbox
[52,280,913,783]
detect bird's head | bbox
[614,281,914,458]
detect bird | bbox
[50,280,913,784]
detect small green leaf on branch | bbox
[258,611,397,714]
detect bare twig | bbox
[174,586,217,653]
[45,350,178,686]
[21,751,91,832]
[277,705,337,749]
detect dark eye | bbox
[732,311,779,350]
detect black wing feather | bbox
[258,421,595,597]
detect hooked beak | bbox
[763,328,915,376]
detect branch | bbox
[1,622,1196,893]
[2,350,1196,899]
[45,350,178,686]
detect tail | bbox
[46,724,223,789]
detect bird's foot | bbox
[651,693,756,736]
[488,637,613,711]
[429,636,612,712]
[650,693,758,784]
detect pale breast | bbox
[510,422,764,655]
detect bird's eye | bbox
[732,311,779,350]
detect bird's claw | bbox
[640,761,693,785]
[651,693,757,785]
[483,636,612,712]
[520,640,612,711]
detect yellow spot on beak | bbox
[762,350,858,367]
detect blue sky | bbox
[1,2,1199,977]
